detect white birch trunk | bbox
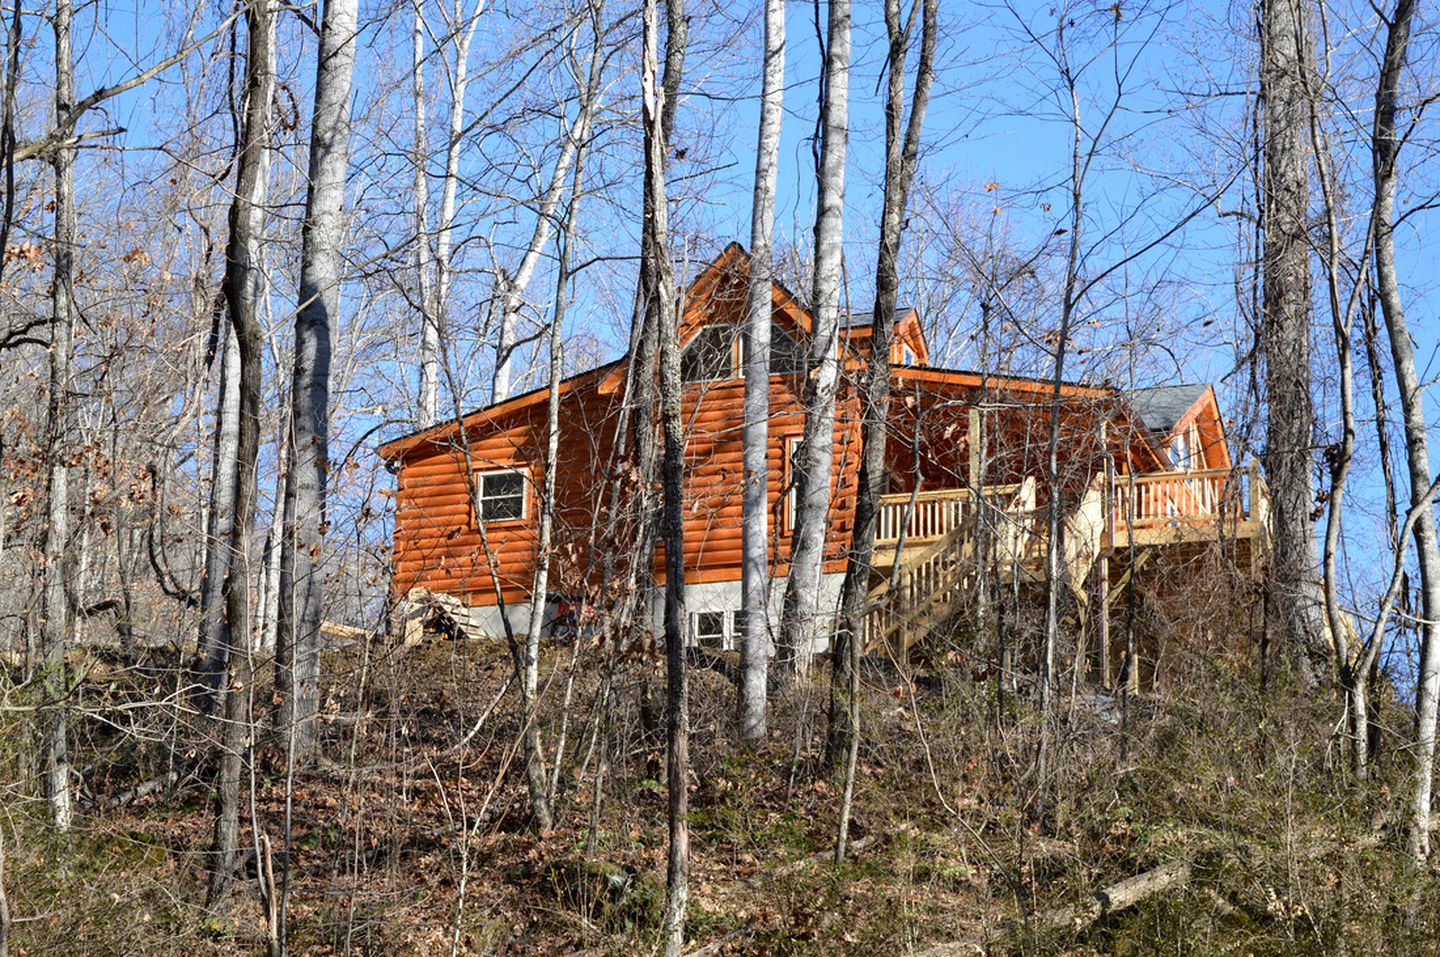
[277,0,359,760]
[41,0,76,832]
[490,104,590,403]
[433,0,485,332]
[1368,0,1438,862]
[195,322,242,699]
[779,0,850,674]
[738,0,785,744]
[413,0,440,427]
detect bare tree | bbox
[834,0,936,857]
[518,5,605,832]
[208,0,275,905]
[194,323,243,711]
[738,0,785,745]
[640,0,688,949]
[413,0,441,427]
[1364,0,1440,862]
[489,98,594,403]
[277,0,360,761]
[414,0,485,424]
[779,0,850,674]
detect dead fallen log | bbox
[746,833,878,885]
[682,924,754,956]
[101,771,179,811]
[914,858,1192,956]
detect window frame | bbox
[783,434,802,532]
[473,467,528,526]
[692,610,728,650]
[737,320,808,376]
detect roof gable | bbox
[1126,383,1210,437]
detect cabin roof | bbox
[1126,383,1209,436]
[375,359,625,462]
[839,306,913,329]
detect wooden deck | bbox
[863,462,1271,658]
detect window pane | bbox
[483,493,524,522]
[772,324,807,374]
[694,611,726,649]
[731,610,748,637]
[484,471,524,499]
[737,321,807,376]
[681,326,735,382]
[479,470,525,522]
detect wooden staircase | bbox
[863,479,1045,657]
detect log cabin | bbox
[377,244,1268,675]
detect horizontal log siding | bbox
[392,383,623,606]
[390,365,861,608]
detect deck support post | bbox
[1097,547,1110,689]
[969,405,995,645]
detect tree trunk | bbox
[835,0,935,752]
[1368,0,1435,862]
[433,0,484,364]
[490,103,590,403]
[412,0,440,427]
[195,321,242,710]
[208,0,274,905]
[834,0,936,851]
[40,0,76,832]
[738,0,785,746]
[519,12,603,832]
[276,0,358,763]
[1036,30,1089,784]
[779,0,850,674]
[1260,0,1328,681]
[642,1,688,951]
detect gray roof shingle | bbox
[1126,383,1208,436]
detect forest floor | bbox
[7,633,1440,955]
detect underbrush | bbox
[2,632,1437,955]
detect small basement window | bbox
[475,469,526,523]
[693,611,727,649]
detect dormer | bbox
[1125,383,1231,471]
[837,305,930,369]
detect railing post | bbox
[1247,458,1259,521]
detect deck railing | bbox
[875,482,1025,546]
[1110,462,1269,532]
[873,461,1270,553]
[863,462,1271,658]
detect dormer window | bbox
[685,321,808,383]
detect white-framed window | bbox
[693,611,728,649]
[690,609,750,650]
[783,435,803,530]
[474,468,526,524]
